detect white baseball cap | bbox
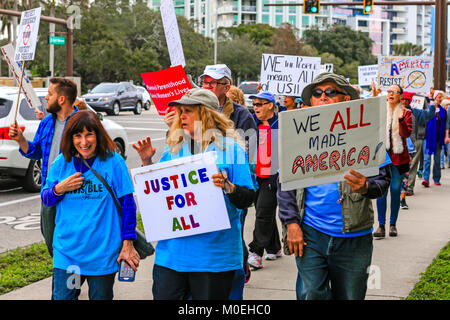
[200,64,232,80]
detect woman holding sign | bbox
[374,85,412,238]
[41,110,140,300]
[133,88,255,300]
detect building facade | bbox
[148,0,433,56]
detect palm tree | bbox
[392,42,426,56]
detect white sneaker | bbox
[265,250,282,260]
[248,252,263,269]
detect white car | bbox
[135,85,152,110]
[0,87,129,192]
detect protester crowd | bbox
[7,64,449,301]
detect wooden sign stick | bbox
[13,61,26,123]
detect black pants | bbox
[152,265,235,300]
[248,177,281,257]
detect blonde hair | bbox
[226,85,246,107]
[166,105,244,154]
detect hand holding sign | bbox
[343,169,368,194]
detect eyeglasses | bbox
[387,90,402,95]
[253,102,272,107]
[311,88,347,98]
[202,80,229,88]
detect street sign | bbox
[48,36,65,45]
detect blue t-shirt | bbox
[43,152,134,275]
[154,137,255,272]
[303,152,392,237]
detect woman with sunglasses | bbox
[133,88,255,300]
[374,85,413,238]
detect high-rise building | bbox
[148,0,433,55]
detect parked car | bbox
[135,85,152,110]
[82,82,143,116]
[0,87,129,192]
[238,81,259,113]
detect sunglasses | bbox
[312,88,347,98]
[253,102,272,107]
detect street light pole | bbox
[434,0,447,90]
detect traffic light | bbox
[304,0,320,15]
[363,0,373,14]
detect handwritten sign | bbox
[1,43,41,109]
[410,95,426,109]
[358,64,378,86]
[131,152,230,242]
[160,0,186,68]
[140,65,191,116]
[320,63,333,73]
[278,96,386,191]
[378,56,433,92]
[14,7,41,61]
[260,54,321,96]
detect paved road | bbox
[0,107,167,253]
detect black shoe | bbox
[400,198,409,210]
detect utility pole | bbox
[265,1,449,90]
[49,5,55,80]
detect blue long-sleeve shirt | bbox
[19,107,78,188]
[41,156,137,240]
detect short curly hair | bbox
[226,85,246,107]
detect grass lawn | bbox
[406,242,450,300]
[0,213,146,296]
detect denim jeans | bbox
[376,164,403,226]
[52,268,116,300]
[423,140,442,183]
[295,223,373,300]
[440,142,449,166]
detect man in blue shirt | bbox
[9,78,78,256]
[277,73,391,300]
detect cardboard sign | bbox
[1,43,41,109]
[278,96,386,191]
[131,151,230,242]
[140,65,192,116]
[160,0,186,68]
[320,63,333,73]
[358,64,378,86]
[378,56,433,93]
[410,95,426,109]
[260,54,321,96]
[14,7,41,61]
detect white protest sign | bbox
[320,63,333,73]
[378,56,433,93]
[358,64,378,86]
[1,43,41,109]
[131,151,230,242]
[160,0,186,68]
[278,96,386,191]
[410,95,426,109]
[14,7,41,62]
[260,54,321,96]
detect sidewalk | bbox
[1,168,449,300]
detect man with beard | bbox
[9,77,78,256]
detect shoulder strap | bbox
[80,156,122,216]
